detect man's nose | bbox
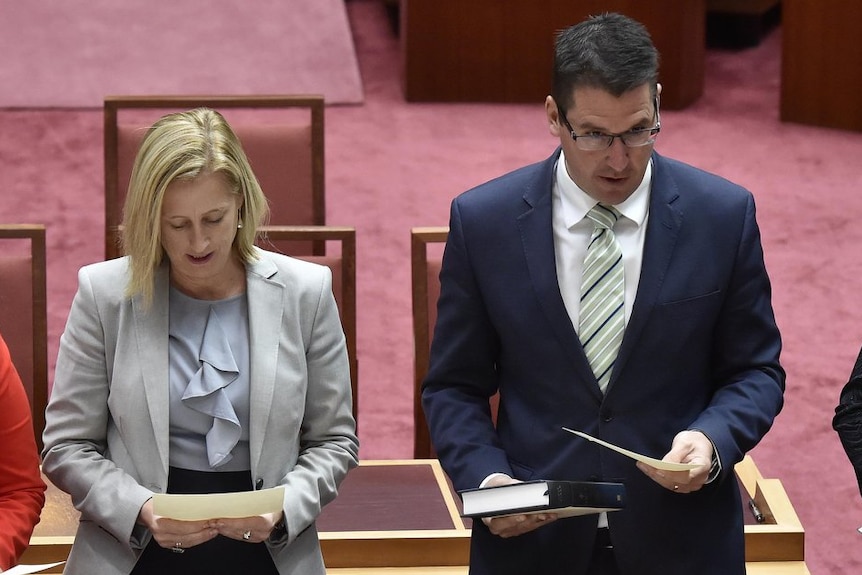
[606,137,630,172]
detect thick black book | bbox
[459,480,626,519]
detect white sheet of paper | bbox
[152,486,284,521]
[5,562,65,575]
[507,506,622,519]
[562,428,699,472]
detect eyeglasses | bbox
[559,100,661,151]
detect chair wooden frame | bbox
[411,227,449,458]
[0,224,48,451]
[104,94,325,260]
[258,225,358,424]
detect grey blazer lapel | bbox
[245,253,283,473]
[132,263,171,475]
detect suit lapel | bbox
[245,252,282,474]
[612,154,683,384]
[519,150,598,387]
[133,262,171,476]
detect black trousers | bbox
[586,528,620,575]
[131,467,279,575]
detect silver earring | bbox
[237,210,243,229]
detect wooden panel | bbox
[736,456,805,562]
[318,460,470,568]
[411,227,449,459]
[0,225,48,451]
[104,95,326,260]
[708,0,779,14]
[402,0,705,109]
[19,472,77,573]
[23,458,806,572]
[781,0,862,131]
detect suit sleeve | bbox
[41,267,154,548]
[421,200,512,491]
[686,193,785,479]
[0,334,46,570]
[834,345,862,495]
[277,265,359,546]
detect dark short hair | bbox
[552,12,659,111]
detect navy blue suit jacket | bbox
[421,150,785,575]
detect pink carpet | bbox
[0,0,363,107]
[1,1,861,572]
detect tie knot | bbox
[586,204,620,230]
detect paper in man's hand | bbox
[562,428,699,471]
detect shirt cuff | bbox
[687,428,721,484]
[479,472,512,488]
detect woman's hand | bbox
[137,499,218,551]
[214,511,284,543]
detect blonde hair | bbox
[122,108,270,304]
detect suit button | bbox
[602,413,613,422]
[255,478,264,490]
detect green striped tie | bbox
[579,204,624,393]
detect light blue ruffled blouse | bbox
[167,286,251,472]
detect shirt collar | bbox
[555,149,652,229]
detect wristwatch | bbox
[269,518,287,542]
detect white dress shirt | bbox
[552,151,652,528]
[552,151,652,331]
[481,153,652,495]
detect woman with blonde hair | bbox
[42,108,358,575]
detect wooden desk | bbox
[781,0,862,131]
[318,460,469,568]
[320,457,807,572]
[401,0,705,109]
[19,473,76,573]
[736,456,805,564]
[22,458,807,574]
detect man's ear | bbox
[546,95,562,138]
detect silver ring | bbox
[673,484,679,491]
[242,530,252,540]
[171,542,184,554]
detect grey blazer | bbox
[42,248,359,575]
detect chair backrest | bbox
[0,225,48,451]
[411,227,501,459]
[104,95,325,260]
[410,227,449,458]
[257,226,358,425]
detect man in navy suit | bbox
[421,13,784,575]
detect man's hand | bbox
[480,475,558,538]
[635,430,714,494]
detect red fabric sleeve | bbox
[0,334,46,569]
